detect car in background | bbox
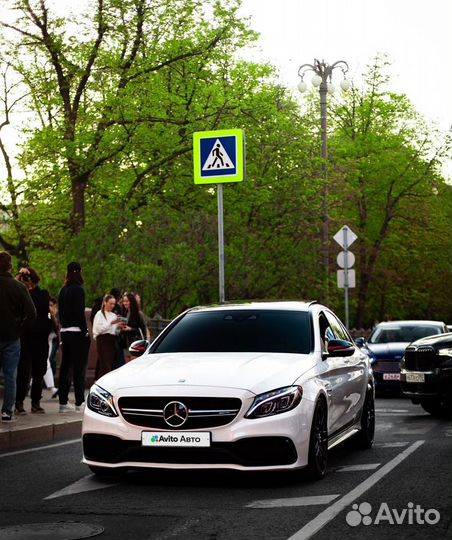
[355,320,448,392]
[401,332,452,416]
[82,301,374,480]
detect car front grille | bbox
[118,396,242,429]
[83,434,297,467]
[404,346,436,371]
[372,360,400,372]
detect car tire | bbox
[305,398,328,480]
[356,388,375,449]
[420,398,446,417]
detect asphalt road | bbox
[0,397,450,540]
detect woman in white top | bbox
[92,294,123,379]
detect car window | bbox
[152,310,312,354]
[325,311,351,341]
[318,313,334,351]
[368,325,443,344]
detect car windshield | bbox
[152,310,312,354]
[368,325,442,344]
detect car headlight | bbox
[245,386,302,419]
[438,348,452,357]
[87,385,118,417]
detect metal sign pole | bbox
[218,184,225,303]
[344,227,349,328]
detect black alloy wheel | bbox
[306,399,328,480]
[356,388,375,449]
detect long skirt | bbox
[95,334,117,380]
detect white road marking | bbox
[286,440,425,540]
[44,474,118,500]
[0,439,79,458]
[335,463,380,472]
[246,495,340,509]
[376,409,409,413]
[375,442,409,448]
[394,426,432,435]
[377,412,423,417]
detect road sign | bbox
[337,251,355,269]
[333,225,357,249]
[337,269,356,288]
[193,129,244,184]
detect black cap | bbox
[67,261,82,273]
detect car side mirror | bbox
[355,337,365,348]
[129,339,150,357]
[326,339,355,358]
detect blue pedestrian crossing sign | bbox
[193,129,244,184]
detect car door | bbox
[315,311,350,435]
[325,310,367,428]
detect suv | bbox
[401,332,452,416]
[356,320,448,392]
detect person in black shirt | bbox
[15,267,51,414]
[58,262,90,412]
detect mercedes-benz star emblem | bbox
[163,401,189,427]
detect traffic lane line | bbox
[0,438,79,458]
[286,440,425,540]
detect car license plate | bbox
[383,373,400,381]
[142,432,211,447]
[405,372,425,383]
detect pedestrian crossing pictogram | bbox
[193,129,244,184]
[202,139,233,171]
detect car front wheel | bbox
[356,388,375,449]
[305,398,328,480]
[420,398,446,417]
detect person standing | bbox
[0,252,36,422]
[57,262,90,413]
[120,292,147,362]
[92,294,124,379]
[15,267,52,414]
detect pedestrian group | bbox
[0,252,150,422]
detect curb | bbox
[0,419,82,451]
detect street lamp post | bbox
[297,59,350,305]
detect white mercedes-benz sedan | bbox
[82,301,374,479]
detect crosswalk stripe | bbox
[335,463,380,472]
[246,495,340,509]
[375,441,409,448]
[44,474,118,500]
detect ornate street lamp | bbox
[297,59,350,304]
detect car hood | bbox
[366,342,409,359]
[97,352,316,395]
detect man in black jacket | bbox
[15,267,52,414]
[0,252,36,422]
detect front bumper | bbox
[400,369,451,399]
[82,387,314,472]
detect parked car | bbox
[401,332,452,416]
[355,320,448,392]
[82,301,374,480]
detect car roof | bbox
[373,320,445,327]
[187,300,319,313]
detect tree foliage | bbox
[0,5,451,325]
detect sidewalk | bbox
[0,388,83,451]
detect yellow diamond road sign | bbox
[193,129,244,184]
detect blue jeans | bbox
[0,339,21,415]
